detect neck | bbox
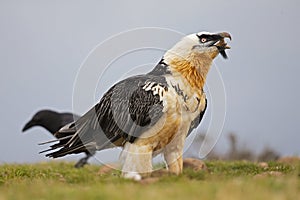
[164,52,213,90]
[39,112,62,134]
[40,124,57,134]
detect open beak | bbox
[212,32,232,59]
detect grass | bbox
[0,160,299,200]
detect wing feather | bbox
[43,74,168,158]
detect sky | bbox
[0,0,299,164]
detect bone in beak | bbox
[219,32,232,41]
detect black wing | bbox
[44,74,168,158]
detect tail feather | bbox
[38,135,73,145]
[39,148,56,154]
[46,143,91,158]
[39,106,123,159]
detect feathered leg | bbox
[163,129,187,175]
[163,148,183,175]
[121,142,153,180]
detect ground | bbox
[0,160,299,200]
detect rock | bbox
[123,172,142,181]
[97,163,119,175]
[183,158,207,171]
[257,162,269,169]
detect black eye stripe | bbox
[196,34,222,42]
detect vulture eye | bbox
[200,37,207,43]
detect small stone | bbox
[258,162,269,169]
[97,163,118,175]
[183,158,207,171]
[123,172,142,181]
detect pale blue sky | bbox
[0,0,299,163]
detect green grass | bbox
[0,160,299,200]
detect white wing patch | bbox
[142,82,166,101]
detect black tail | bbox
[39,106,123,159]
[45,142,94,158]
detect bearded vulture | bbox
[42,31,231,179]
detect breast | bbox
[131,91,179,148]
[133,85,202,152]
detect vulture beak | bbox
[214,32,232,59]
